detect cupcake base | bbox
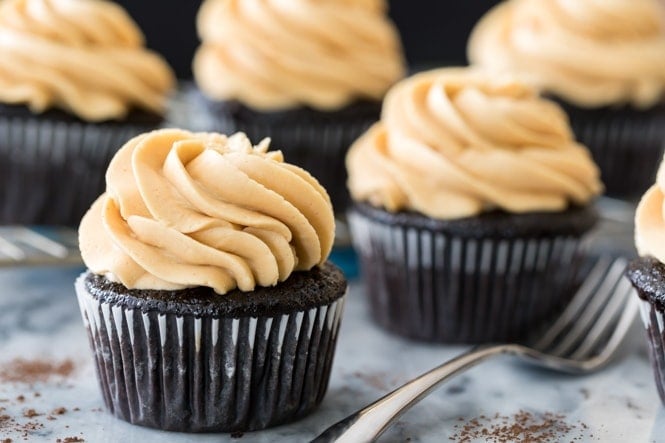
[75,263,347,432]
[555,101,665,198]
[349,202,598,344]
[199,97,381,214]
[627,256,665,404]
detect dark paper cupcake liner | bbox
[0,116,158,226]
[75,275,346,432]
[556,101,665,198]
[627,256,665,405]
[199,100,379,216]
[637,299,665,404]
[348,207,590,343]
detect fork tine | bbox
[544,257,628,356]
[589,294,639,364]
[532,255,615,350]
[16,227,69,258]
[568,277,635,360]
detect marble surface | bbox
[0,211,662,442]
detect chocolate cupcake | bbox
[75,129,347,432]
[468,0,665,198]
[627,169,665,404]
[0,0,175,225]
[191,0,405,214]
[347,68,603,343]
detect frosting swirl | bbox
[0,0,176,121]
[635,164,665,262]
[347,68,603,220]
[193,0,405,111]
[79,129,335,294]
[468,0,665,108]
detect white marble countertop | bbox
[0,206,661,442]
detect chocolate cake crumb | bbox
[52,407,67,415]
[21,409,39,418]
[0,359,74,384]
[56,438,85,443]
[230,431,244,439]
[450,410,592,442]
[1,438,11,443]
[15,396,24,403]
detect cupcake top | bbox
[0,0,176,122]
[193,0,405,111]
[346,68,603,220]
[635,163,665,262]
[79,128,335,295]
[468,0,665,109]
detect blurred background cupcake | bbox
[0,0,175,226]
[468,0,665,198]
[191,0,406,216]
[346,68,603,343]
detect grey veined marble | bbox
[0,207,661,443]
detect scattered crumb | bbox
[21,409,39,418]
[52,407,67,415]
[230,431,244,439]
[56,438,84,443]
[15,396,24,403]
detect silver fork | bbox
[313,255,638,443]
[0,226,82,267]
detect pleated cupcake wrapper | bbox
[638,299,665,405]
[349,211,584,344]
[0,116,156,226]
[211,113,375,215]
[561,104,665,198]
[75,276,346,432]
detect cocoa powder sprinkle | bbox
[450,410,594,442]
[0,359,74,384]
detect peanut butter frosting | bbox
[0,0,175,121]
[347,68,603,220]
[79,129,335,295]
[635,164,665,262]
[468,0,665,108]
[193,0,405,111]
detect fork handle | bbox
[312,343,520,443]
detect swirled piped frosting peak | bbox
[193,0,405,111]
[346,68,603,220]
[0,0,176,121]
[635,163,665,262]
[468,0,665,108]
[79,129,335,295]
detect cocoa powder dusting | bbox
[0,358,74,383]
[450,410,595,442]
